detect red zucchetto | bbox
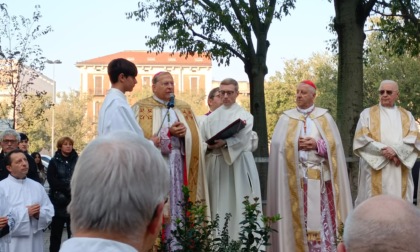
[301,80,316,89]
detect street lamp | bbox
[46,59,62,156]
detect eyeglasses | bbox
[220,90,236,96]
[2,139,17,144]
[379,90,395,95]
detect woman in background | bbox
[31,152,47,185]
[47,137,78,252]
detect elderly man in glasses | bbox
[353,80,420,206]
[0,129,40,183]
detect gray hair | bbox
[343,195,420,251]
[0,129,20,142]
[378,79,399,91]
[68,131,170,238]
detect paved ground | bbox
[42,224,69,252]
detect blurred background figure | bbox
[18,133,30,154]
[47,137,78,252]
[31,152,47,186]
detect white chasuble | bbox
[0,175,54,252]
[353,104,420,206]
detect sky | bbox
[4,0,335,92]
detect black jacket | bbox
[47,149,78,217]
[0,151,41,183]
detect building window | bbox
[143,76,151,86]
[190,77,199,94]
[94,76,103,95]
[94,101,101,121]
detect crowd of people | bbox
[1,57,420,252]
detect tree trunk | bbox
[245,54,269,202]
[334,0,367,157]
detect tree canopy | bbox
[0,4,52,129]
[127,0,297,158]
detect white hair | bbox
[68,131,170,238]
[343,195,420,251]
[0,129,20,142]
[378,79,399,91]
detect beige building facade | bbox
[76,50,214,122]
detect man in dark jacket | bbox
[47,136,78,252]
[0,129,40,183]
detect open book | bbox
[206,118,246,145]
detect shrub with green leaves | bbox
[156,186,281,252]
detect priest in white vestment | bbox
[0,149,54,252]
[353,80,420,206]
[201,78,262,241]
[267,80,353,252]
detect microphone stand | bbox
[157,96,175,135]
[156,107,171,136]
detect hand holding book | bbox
[206,119,246,145]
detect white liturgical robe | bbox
[97,88,145,137]
[201,103,262,241]
[0,187,15,252]
[353,104,420,205]
[60,237,137,252]
[0,175,54,252]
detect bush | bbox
[156,186,281,252]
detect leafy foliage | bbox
[16,92,53,153]
[48,91,95,152]
[127,0,295,66]
[0,5,52,128]
[127,0,298,158]
[364,32,420,118]
[157,186,280,252]
[371,0,420,56]
[264,53,338,141]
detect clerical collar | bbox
[10,174,26,180]
[153,95,170,107]
[297,105,315,115]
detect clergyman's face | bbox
[1,135,18,154]
[219,84,238,107]
[152,73,174,102]
[296,83,316,109]
[209,91,223,111]
[379,83,399,107]
[6,152,29,179]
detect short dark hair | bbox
[19,132,29,142]
[107,58,138,84]
[5,149,25,167]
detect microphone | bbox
[167,93,175,109]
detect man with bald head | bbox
[338,195,420,252]
[267,80,353,252]
[353,80,420,206]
